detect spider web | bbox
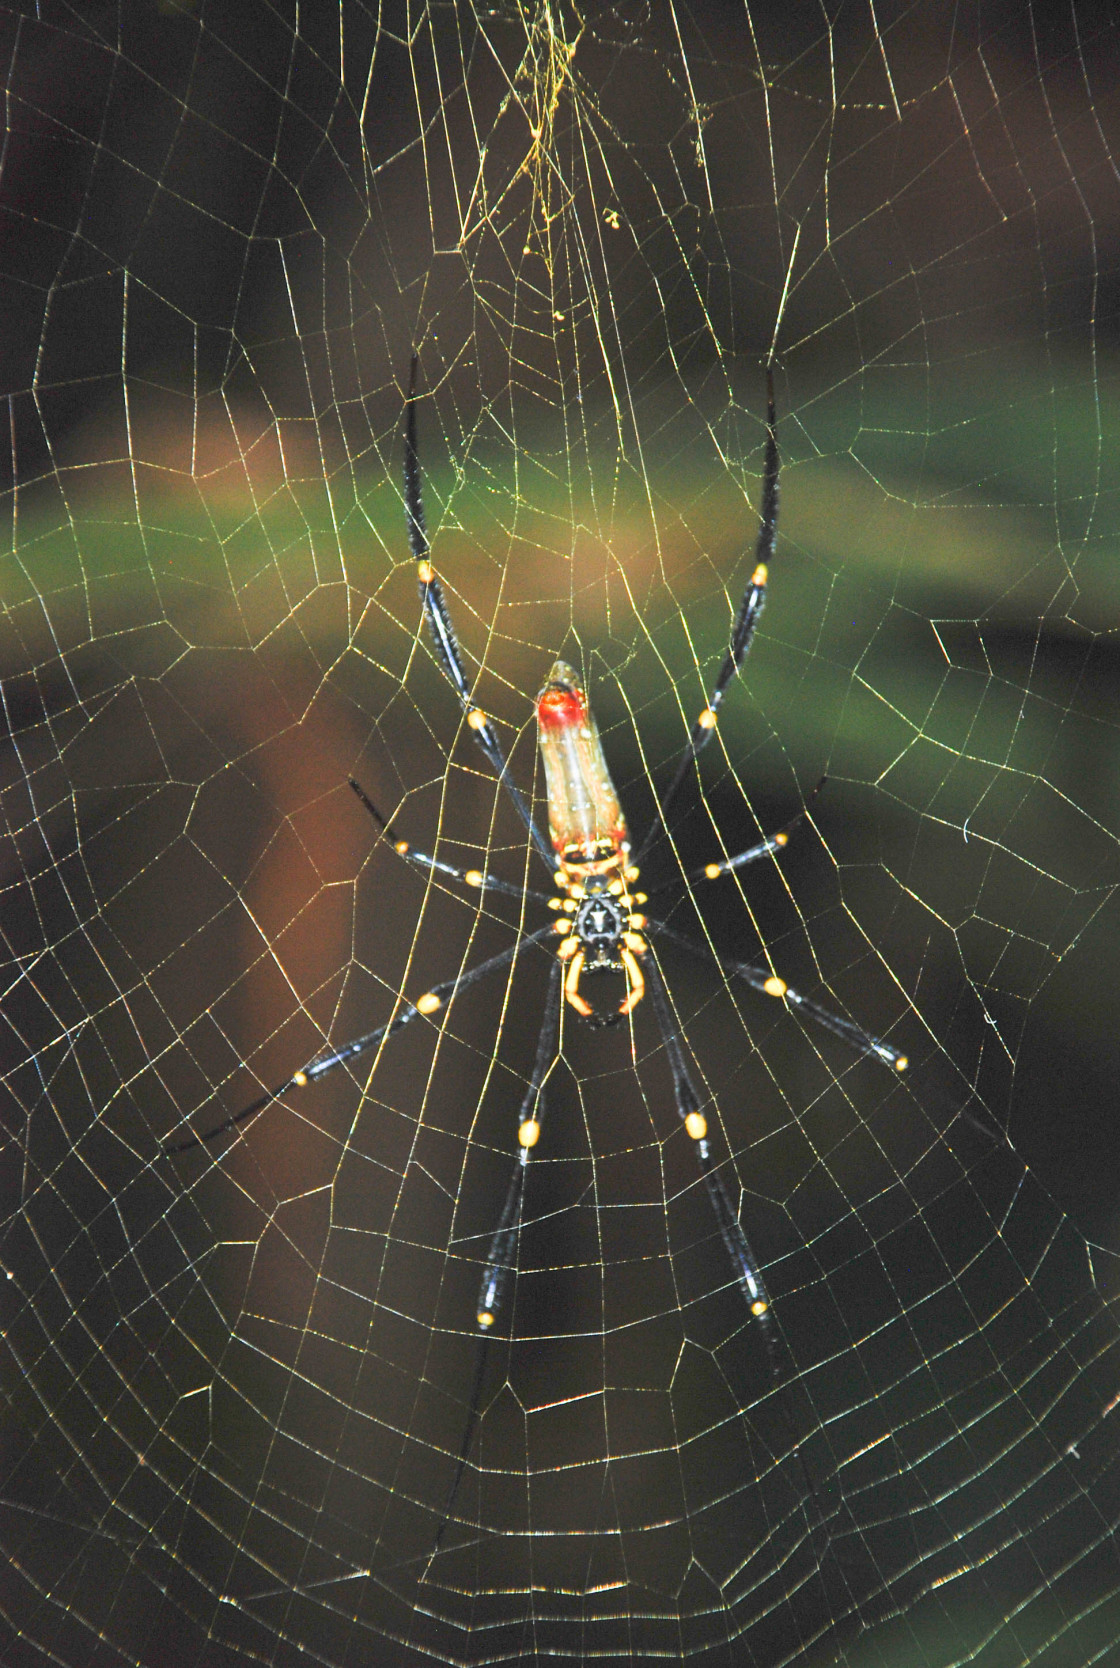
[2,4,1120,1664]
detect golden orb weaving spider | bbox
[165,358,909,1383]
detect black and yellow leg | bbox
[475,959,563,1330]
[349,779,553,907]
[641,948,780,1375]
[163,922,559,1154]
[426,959,564,1563]
[404,357,554,868]
[636,366,780,865]
[652,919,909,1074]
[688,776,827,886]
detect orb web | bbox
[2,5,1119,1665]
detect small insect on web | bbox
[163,355,910,1535]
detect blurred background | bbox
[1,3,1119,1664]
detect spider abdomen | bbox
[536,660,628,868]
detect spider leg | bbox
[405,358,554,870]
[428,959,563,1560]
[161,922,558,1154]
[640,946,782,1380]
[635,365,779,866]
[643,776,826,901]
[349,779,554,907]
[650,918,909,1073]
[474,957,563,1329]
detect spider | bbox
[165,359,909,1385]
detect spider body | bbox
[537,659,648,1022]
[536,659,628,865]
[166,357,909,1410]
[163,357,919,1549]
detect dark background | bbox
[1,4,1119,1664]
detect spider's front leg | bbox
[641,947,780,1371]
[473,959,564,1330]
[428,961,564,1557]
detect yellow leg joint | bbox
[618,946,646,1015]
[563,949,594,1017]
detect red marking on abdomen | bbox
[537,686,586,731]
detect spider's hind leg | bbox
[403,358,554,868]
[635,365,780,866]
